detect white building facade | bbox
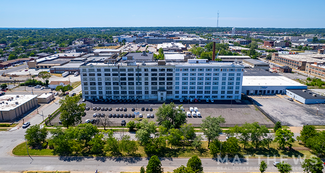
[80,59,244,101]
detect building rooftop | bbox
[37,93,53,99]
[287,89,325,100]
[242,76,305,87]
[38,60,69,65]
[243,59,269,65]
[93,49,121,53]
[164,53,185,60]
[244,68,280,76]
[278,54,325,62]
[0,95,37,111]
[157,42,185,50]
[126,52,153,61]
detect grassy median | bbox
[12,141,315,158]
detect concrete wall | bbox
[0,97,38,122]
[243,85,307,95]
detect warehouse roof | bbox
[277,54,325,62]
[242,76,305,87]
[243,59,269,65]
[38,60,69,65]
[287,89,325,100]
[0,95,37,111]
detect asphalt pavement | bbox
[0,64,27,75]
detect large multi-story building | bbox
[271,53,325,71]
[80,59,244,102]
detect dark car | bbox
[119,107,123,111]
[85,107,90,111]
[121,120,126,126]
[22,122,30,128]
[82,112,86,117]
[109,107,112,111]
[101,113,105,117]
[104,107,108,111]
[132,108,135,111]
[124,108,127,111]
[128,114,131,118]
[97,107,101,111]
[132,114,135,118]
[150,108,153,111]
[108,114,112,118]
[116,108,119,111]
[71,93,76,96]
[120,114,124,118]
[141,107,145,111]
[93,107,96,111]
[101,107,105,111]
[113,114,116,118]
[146,108,149,111]
[90,119,97,124]
[117,114,120,118]
[151,114,154,118]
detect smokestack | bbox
[212,42,216,61]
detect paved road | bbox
[0,64,27,75]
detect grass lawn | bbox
[314,125,325,129]
[71,81,81,89]
[0,129,8,131]
[13,140,314,159]
[13,142,54,156]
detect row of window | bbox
[175,86,240,90]
[175,73,241,76]
[175,77,241,81]
[84,82,173,86]
[175,91,240,94]
[175,68,242,72]
[84,91,173,95]
[82,68,242,73]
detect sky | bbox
[1,0,324,28]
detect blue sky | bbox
[1,0,324,28]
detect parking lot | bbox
[50,100,274,127]
[251,96,325,126]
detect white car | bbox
[197,112,201,117]
[93,113,97,117]
[273,162,280,167]
[189,107,194,112]
[147,114,150,118]
[194,107,198,112]
[192,112,197,117]
[41,87,44,90]
[85,119,91,123]
[187,112,191,117]
[180,106,185,111]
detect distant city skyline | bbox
[1,0,324,28]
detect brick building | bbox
[271,53,325,71]
[264,41,274,47]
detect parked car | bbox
[124,108,127,111]
[93,113,97,118]
[187,112,191,117]
[150,108,153,111]
[22,122,30,128]
[109,107,112,111]
[120,114,124,118]
[116,114,120,118]
[147,114,150,118]
[132,114,135,118]
[132,108,135,111]
[197,112,201,118]
[192,112,197,117]
[85,119,91,123]
[141,107,145,111]
[93,107,96,110]
[150,114,154,118]
[54,92,58,96]
[71,93,76,96]
[128,114,132,118]
[189,107,194,112]
[119,107,123,111]
[82,99,85,102]
[194,107,198,112]
[116,108,119,111]
[113,114,116,118]
[108,114,112,118]
[139,114,143,118]
[121,120,126,126]
[97,107,100,111]
[273,162,280,167]
[101,113,105,117]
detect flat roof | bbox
[93,49,120,53]
[218,56,251,59]
[38,60,69,65]
[38,93,53,99]
[0,95,37,111]
[165,53,185,60]
[278,54,325,63]
[244,68,280,76]
[287,89,325,99]
[243,59,269,65]
[127,52,153,60]
[242,76,305,87]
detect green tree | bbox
[167,128,182,147]
[277,162,292,173]
[105,130,120,155]
[146,155,163,173]
[274,129,295,150]
[120,135,138,155]
[180,123,195,145]
[25,125,48,148]
[173,165,195,173]
[144,137,166,156]
[187,155,203,173]
[305,131,325,157]
[76,123,99,149]
[302,157,324,173]
[126,121,136,131]
[135,119,157,145]
[312,37,319,43]
[224,137,240,155]
[260,161,267,173]
[297,125,317,144]
[140,166,146,173]
[8,53,17,60]
[38,71,51,83]
[249,122,269,149]
[156,103,187,130]
[200,115,225,147]
[274,121,282,133]
[59,95,86,128]
[192,135,203,149]
[209,139,222,157]
[88,134,105,154]
[0,83,7,89]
